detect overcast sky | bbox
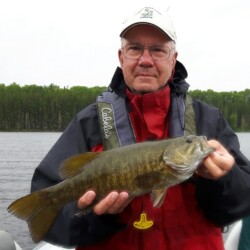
[0,0,249,91]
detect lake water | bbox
[0,132,61,250]
[0,132,250,249]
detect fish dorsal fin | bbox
[151,188,167,208]
[60,152,102,179]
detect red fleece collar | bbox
[126,86,171,142]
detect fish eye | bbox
[186,138,193,144]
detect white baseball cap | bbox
[120,7,177,42]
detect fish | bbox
[7,135,214,243]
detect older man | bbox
[31,7,250,250]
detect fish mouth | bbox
[194,146,215,173]
[197,136,215,158]
[203,147,215,157]
[200,136,215,158]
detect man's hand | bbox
[78,191,131,215]
[196,139,235,180]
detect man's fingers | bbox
[210,151,235,171]
[196,141,235,180]
[93,192,130,215]
[78,191,131,215]
[93,192,119,215]
[78,191,96,209]
[105,192,130,214]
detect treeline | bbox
[0,83,106,131]
[0,83,249,131]
[190,89,250,132]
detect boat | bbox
[33,220,243,250]
[224,220,242,250]
[0,230,22,250]
[0,220,242,250]
[33,241,74,250]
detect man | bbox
[31,7,250,250]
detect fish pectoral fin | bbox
[135,171,162,190]
[60,152,102,179]
[151,188,167,208]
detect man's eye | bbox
[128,46,141,51]
[152,47,165,53]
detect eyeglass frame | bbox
[121,41,176,61]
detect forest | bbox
[0,83,249,132]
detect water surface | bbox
[0,132,249,249]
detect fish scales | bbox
[47,142,164,208]
[8,135,214,243]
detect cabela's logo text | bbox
[101,107,113,139]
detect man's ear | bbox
[171,51,178,69]
[118,49,124,65]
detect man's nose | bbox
[139,48,154,64]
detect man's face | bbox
[119,24,178,94]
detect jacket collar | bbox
[108,60,190,96]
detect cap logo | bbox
[140,7,153,19]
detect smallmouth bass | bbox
[8,135,214,243]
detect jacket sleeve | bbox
[194,100,250,226]
[31,105,125,247]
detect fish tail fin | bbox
[7,190,60,243]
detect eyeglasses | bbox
[122,43,174,61]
